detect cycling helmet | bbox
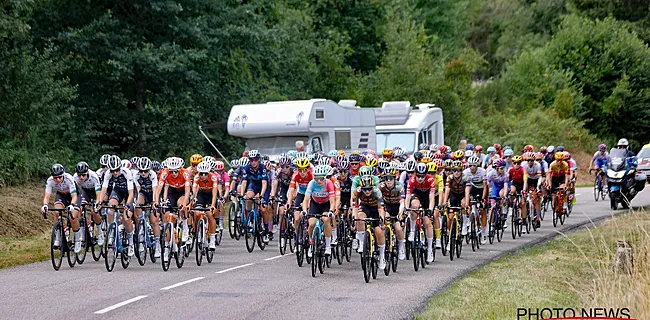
[404,158,417,172]
[512,155,523,163]
[494,144,502,150]
[419,143,429,150]
[160,159,168,170]
[453,150,465,159]
[197,161,211,174]
[137,157,152,171]
[230,159,239,168]
[503,149,514,157]
[313,165,329,177]
[540,146,548,153]
[121,159,131,169]
[287,150,297,159]
[547,145,555,153]
[382,167,397,178]
[365,157,378,167]
[51,163,65,176]
[534,152,543,160]
[378,159,390,170]
[486,146,496,153]
[239,157,250,167]
[166,157,183,170]
[248,150,260,159]
[426,162,437,173]
[494,159,506,168]
[295,157,310,169]
[464,150,474,158]
[475,145,483,152]
[349,153,362,162]
[360,175,375,189]
[278,156,291,166]
[439,145,448,153]
[413,151,423,162]
[338,159,350,170]
[467,156,480,166]
[318,157,330,166]
[296,151,307,159]
[421,156,432,164]
[100,154,111,167]
[617,138,629,147]
[433,158,443,168]
[129,157,139,167]
[523,152,534,161]
[108,155,122,171]
[359,166,374,177]
[215,161,225,171]
[75,161,89,174]
[465,144,475,151]
[393,147,405,157]
[382,148,393,158]
[415,163,428,175]
[429,144,438,152]
[556,145,565,152]
[432,152,441,159]
[327,150,338,158]
[598,144,606,151]
[523,145,534,152]
[327,166,337,177]
[262,154,270,162]
[554,152,564,161]
[202,156,215,169]
[563,152,571,160]
[338,150,345,156]
[203,156,216,164]
[451,160,462,169]
[443,159,453,168]
[152,161,162,172]
[242,151,249,157]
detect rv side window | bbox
[335,131,351,150]
[311,137,322,153]
[419,131,427,146]
[315,109,324,119]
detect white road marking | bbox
[94,295,148,314]
[215,263,254,274]
[264,253,293,261]
[160,277,205,291]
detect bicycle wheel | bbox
[552,196,559,227]
[206,238,214,264]
[384,228,391,276]
[336,226,344,265]
[175,225,185,269]
[441,219,448,256]
[76,220,88,265]
[120,228,130,269]
[319,238,326,274]
[455,222,463,259]
[344,223,352,263]
[474,213,481,250]
[420,232,427,268]
[50,222,64,271]
[245,214,255,253]
[593,176,600,202]
[135,219,147,266]
[311,233,319,278]
[470,214,477,252]
[195,219,204,266]
[511,208,517,239]
[91,223,103,262]
[391,233,399,273]
[256,217,266,251]
[66,225,77,268]
[541,197,548,221]
[215,227,223,246]
[104,224,117,272]
[525,207,532,234]
[488,208,495,244]
[279,215,288,255]
[449,219,456,261]
[228,202,237,239]
[412,226,420,271]
[161,223,172,271]
[362,231,371,283]
[404,219,411,260]
[296,223,304,267]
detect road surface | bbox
[0,187,647,319]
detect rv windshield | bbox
[246,136,309,157]
[377,132,416,153]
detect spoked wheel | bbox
[104,224,117,272]
[206,239,214,264]
[50,222,64,271]
[279,217,288,255]
[525,210,532,234]
[404,221,411,260]
[391,233,399,273]
[336,227,344,265]
[256,220,267,251]
[541,197,548,221]
[496,213,504,243]
[593,177,600,202]
[362,231,371,283]
[91,223,103,262]
[175,226,185,269]
[215,228,223,246]
[470,214,477,252]
[441,221,448,256]
[559,207,566,225]
[488,209,496,244]
[195,219,205,266]
[474,214,480,250]
[384,229,391,276]
[511,210,517,239]
[319,241,327,274]
[135,219,147,266]
[371,247,378,280]
[228,203,237,239]
[449,219,456,261]
[161,223,172,271]
[245,215,255,253]
[120,228,130,269]
[455,227,463,259]
[76,222,88,265]
[412,227,420,271]
[66,227,77,268]
[419,232,426,268]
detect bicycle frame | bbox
[102,205,127,254]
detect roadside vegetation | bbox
[418,209,650,320]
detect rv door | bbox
[309,135,324,153]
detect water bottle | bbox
[64,225,70,241]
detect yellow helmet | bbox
[421,156,432,164]
[554,152,564,161]
[365,157,378,167]
[512,155,523,163]
[295,157,310,169]
[381,168,397,178]
[190,154,203,166]
[427,162,437,173]
[382,148,393,157]
[351,150,361,155]
[453,150,465,159]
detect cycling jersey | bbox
[290,170,313,194]
[379,181,404,205]
[73,170,101,192]
[193,173,219,192]
[158,168,190,191]
[568,159,578,172]
[433,174,444,195]
[445,174,467,195]
[241,164,267,186]
[549,161,569,177]
[508,166,525,184]
[329,177,341,196]
[407,175,437,194]
[46,173,77,194]
[353,187,383,207]
[592,151,609,162]
[134,170,158,194]
[102,168,135,192]
[463,167,487,188]
[522,162,542,180]
[217,171,230,189]
[487,170,509,190]
[305,179,335,204]
[338,175,353,206]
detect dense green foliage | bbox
[1,0,649,186]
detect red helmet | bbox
[539,146,547,153]
[475,145,483,152]
[563,152,571,160]
[433,152,441,159]
[494,144,502,150]
[242,151,249,157]
[524,145,534,152]
[534,152,543,160]
[439,145,448,153]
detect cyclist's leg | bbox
[356,206,368,252]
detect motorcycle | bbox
[607,148,646,210]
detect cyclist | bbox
[351,175,387,269]
[508,155,527,226]
[154,157,191,243]
[191,161,219,250]
[239,150,269,233]
[97,155,136,256]
[589,144,609,192]
[546,152,570,213]
[42,164,82,253]
[262,159,276,242]
[73,161,104,246]
[487,159,510,226]
[399,158,417,187]
[427,161,444,248]
[405,163,437,262]
[349,153,363,177]
[565,152,577,205]
[378,167,406,260]
[187,154,203,180]
[132,157,160,256]
[463,156,488,244]
[287,157,313,232]
[522,152,543,227]
[484,147,497,169]
[303,165,336,257]
[213,160,229,230]
[271,156,293,247]
[503,148,514,170]
[443,160,469,250]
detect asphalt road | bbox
[0,187,647,320]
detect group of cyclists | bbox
[43,138,635,276]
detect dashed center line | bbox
[264,253,292,261]
[94,295,148,314]
[215,263,254,274]
[160,277,205,291]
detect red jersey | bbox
[159,168,191,190]
[407,175,437,194]
[193,173,219,192]
[289,170,314,193]
[508,166,525,184]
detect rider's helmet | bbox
[295,157,310,169]
[467,156,480,166]
[360,176,375,189]
[414,163,428,175]
[465,144,475,151]
[617,138,629,148]
[475,145,483,152]
[453,150,465,159]
[503,149,514,157]
[75,161,89,174]
[359,166,374,177]
[197,161,211,174]
[337,159,350,170]
[554,152,564,161]
[137,157,152,171]
[51,163,65,176]
[121,159,131,170]
[365,156,378,167]
[313,165,329,177]
[523,145,534,152]
[99,154,111,167]
[598,144,607,151]
[426,162,437,173]
[107,156,121,171]
[512,155,523,163]
[382,148,393,158]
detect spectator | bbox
[296,140,306,152]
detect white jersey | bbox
[73,170,102,191]
[102,168,134,192]
[45,173,77,194]
[522,161,542,179]
[134,170,159,192]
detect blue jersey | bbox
[241,164,267,186]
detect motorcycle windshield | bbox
[609,148,627,171]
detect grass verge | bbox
[0,232,50,269]
[417,210,650,320]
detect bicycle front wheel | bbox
[104,224,117,272]
[135,219,147,266]
[362,231,371,283]
[195,219,204,266]
[311,233,319,278]
[245,214,255,253]
[384,228,391,276]
[161,223,172,271]
[228,202,237,239]
[50,222,63,271]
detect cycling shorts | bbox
[195,191,213,207]
[110,189,130,204]
[384,203,400,218]
[595,159,608,170]
[360,205,381,229]
[78,188,97,206]
[469,187,484,203]
[512,182,524,193]
[449,192,464,208]
[309,199,330,216]
[526,178,539,190]
[551,176,565,191]
[247,182,262,195]
[293,193,305,208]
[167,187,185,206]
[138,191,153,205]
[55,192,73,207]
[410,189,431,211]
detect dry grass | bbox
[0,232,50,269]
[418,210,650,320]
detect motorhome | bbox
[227,99,377,159]
[373,101,444,153]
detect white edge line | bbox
[215,263,254,274]
[160,277,205,291]
[94,295,148,314]
[264,253,292,261]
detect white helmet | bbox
[100,154,111,167]
[239,157,249,167]
[248,150,260,158]
[464,150,474,158]
[617,138,629,147]
[138,157,152,171]
[318,157,330,166]
[314,165,329,176]
[121,159,131,169]
[404,158,417,172]
[197,161,211,174]
[108,155,121,171]
[429,144,438,152]
[467,156,480,166]
[166,157,183,170]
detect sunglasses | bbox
[469,165,477,168]
[452,169,460,172]
[513,162,521,164]
[315,177,325,182]
[282,165,291,169]
[298,168,308,172]
[139,170,149,174]
[361,188,373,192]
[416,174,426,179]
[78,173,88,177]
[53,175,63,180]
[497,166,505,170]
[170,170,179,174]
[350,162,360,166]
[111,169,120,173]
[200,173,209,176]
[384,176,395,181]
[250,158,260,162]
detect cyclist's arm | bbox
[270,178,278,199]
[211,179,219,208]
[260,169,268,196]
[42,191,51,207]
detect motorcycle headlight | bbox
[607,169,625,179]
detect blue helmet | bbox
[465,144,475,151]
